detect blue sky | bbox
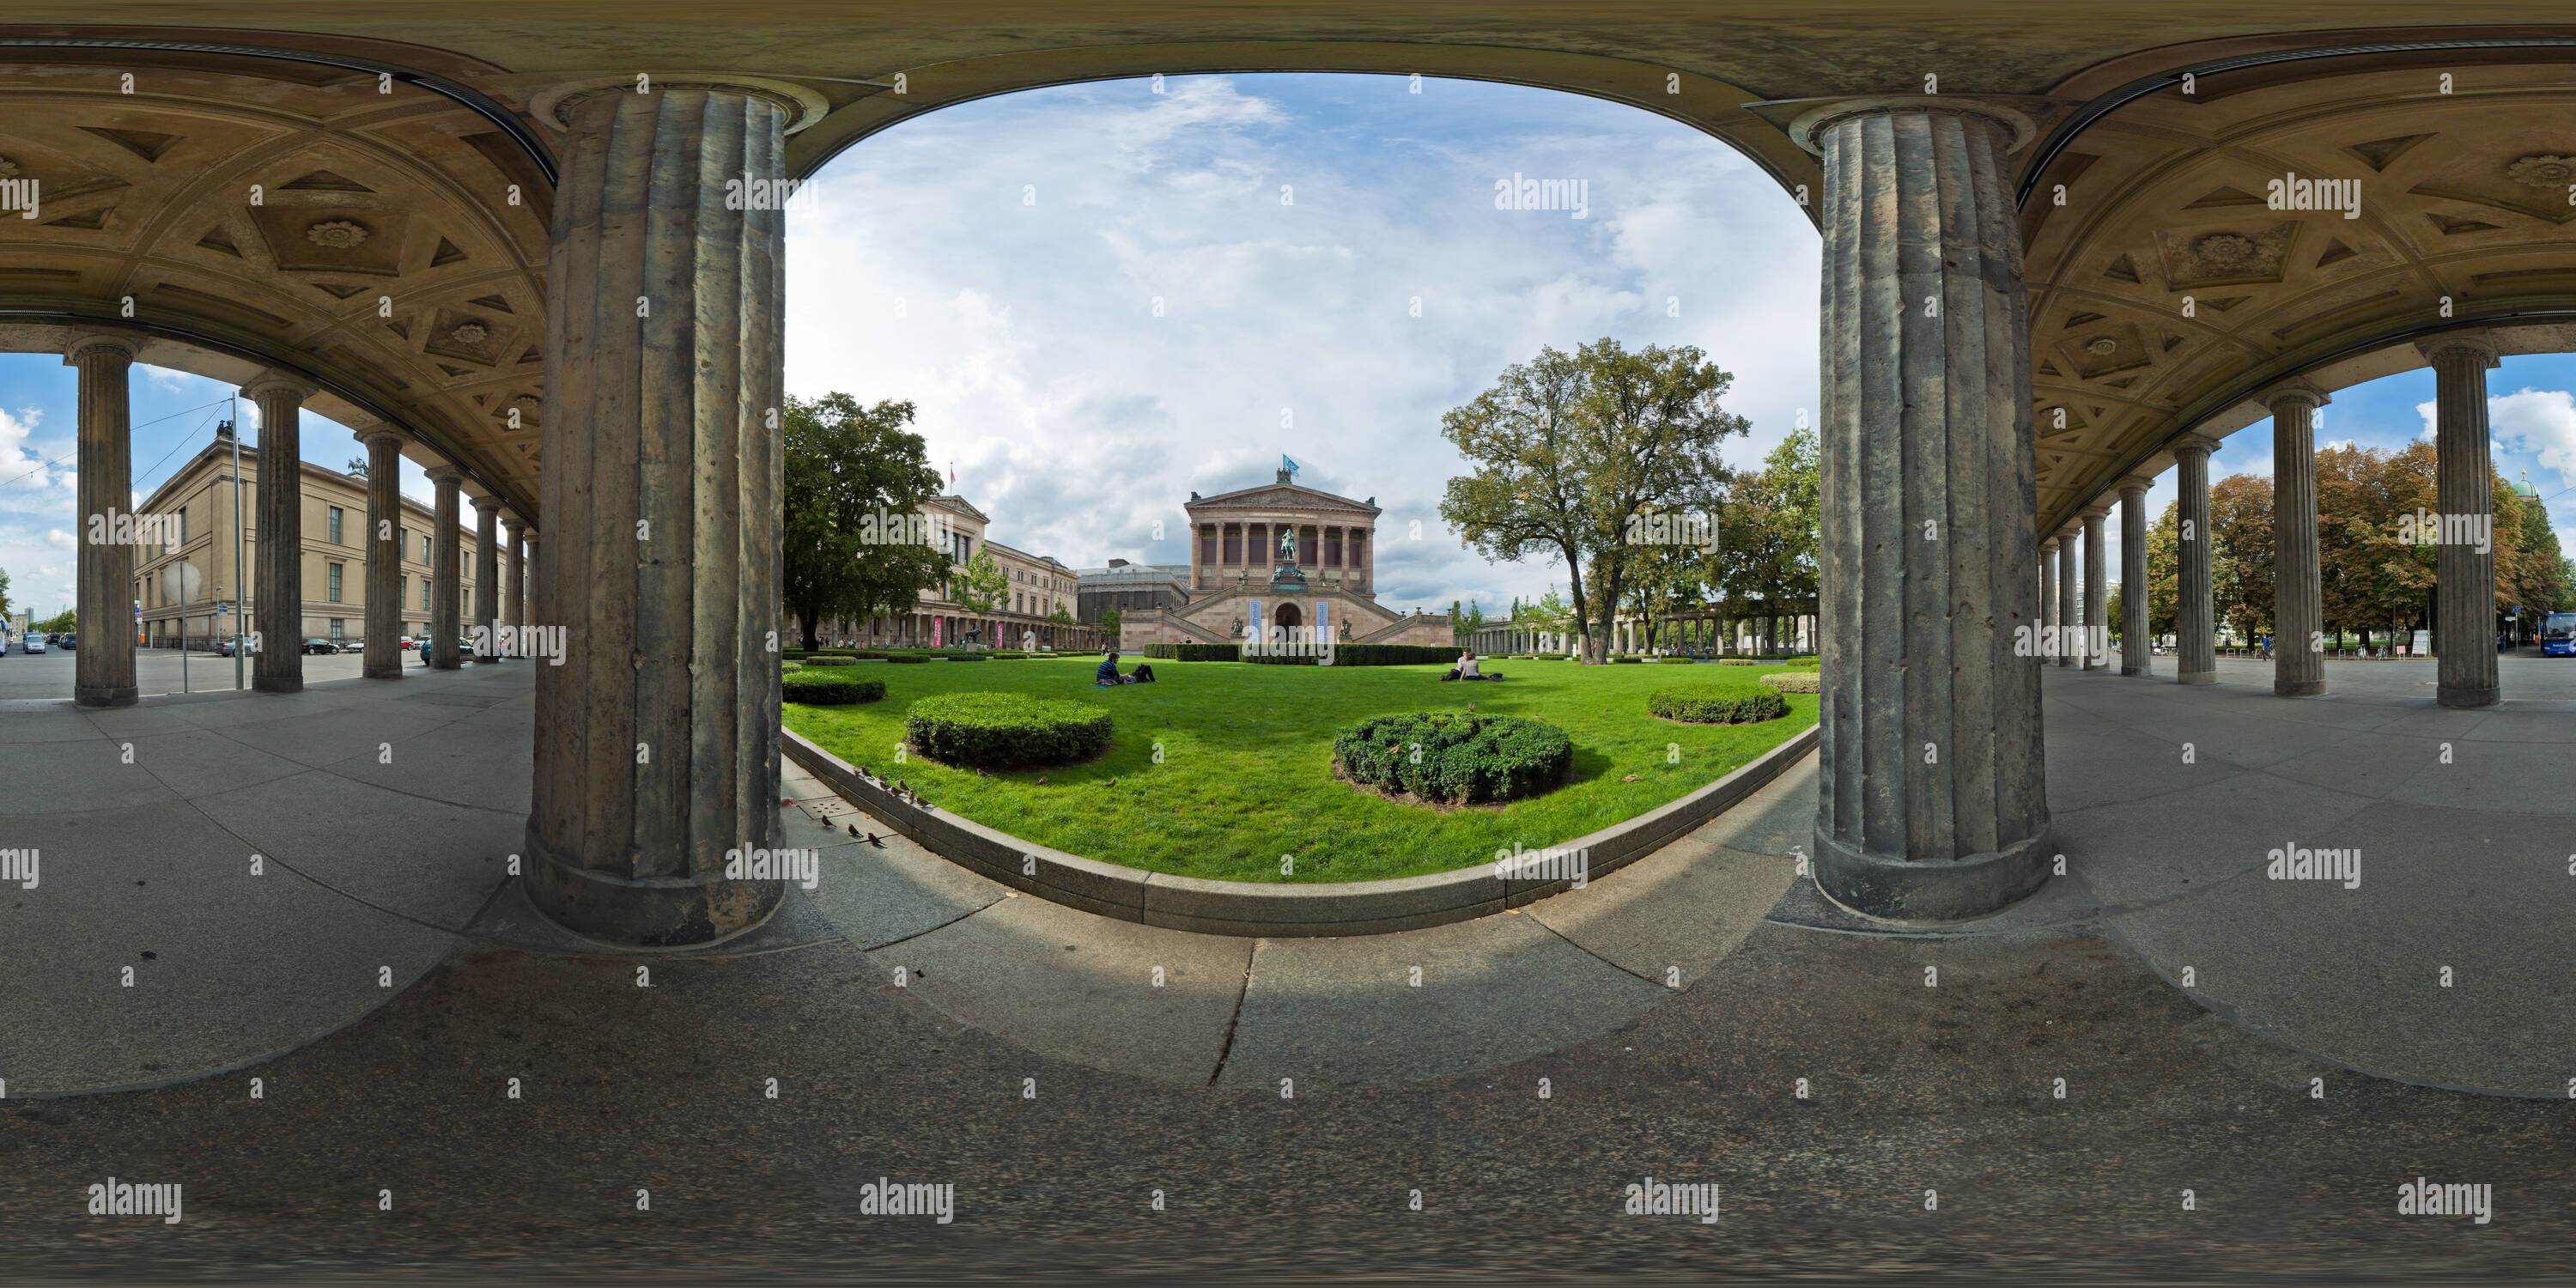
[3,73,2572,620]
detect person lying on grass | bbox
[1095,650,1157,686]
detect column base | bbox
[432,659,462,671]
[2275,678,2325,697]
[2083,661,2109,672]
[252,675,302,694]
[2178,671,2216,685]
[2120,664,2146,677]
[363,662,404,680]
[2439,684,2500,709]
[521,830,785,947]
[1811,824,2053,924]
[73,684,137,708]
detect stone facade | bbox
[809,495,1098,651]
[1117,468,1450,650]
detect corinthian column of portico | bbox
[2173,434,2219,685]
[521,77,814,945]
[1791,94,2050,922]
[67,334,140,707]
[2117,476,2152,677]
[2057,525,2080,669]
[244,371,319,694]
[2081,504,2110,671]
[2420,332,2501,709]
[2265,380,2329,697]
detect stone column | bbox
[2057,527,2080,668]
[471,494,501,661]
[523,82,793,946]
[67,335,140,708]
[357,425,407,679]
[244,372,317,693]
[428,465,464,670]
[2174,434,2219,684]
[2038,538,2058,655]
[2081,505,2110,670]
[2266,380,2329,697]
[503,518,528,650]
[1798,95,2050,922]
[2117,475,2152,677]
[2421,333,2501,708]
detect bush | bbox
[1656,656,1698,665]
[1610,655,1644,664]
[781,671,884,706]
[905,691,1113,769]
[804,655,857,666]
[1331,711,1573,805]
[888,654,930,664]
[1649,683,1789,724]
[1144,642,1240,661]
[781,661,805,674]
[942,653,989,662]
[1759,671,1821,694]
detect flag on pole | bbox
[949,459,956,485]
[1281,453,1300,478]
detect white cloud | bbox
[2488,386,2576,490]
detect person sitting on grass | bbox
[1440,648,1502,682]
[1095,650,1156,686]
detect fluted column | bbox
[2057,526,2080,668]
[68,335,140,708]
[358,425,407,679]
[2117,476,2152,677]
[502,516,527,653]
[2174,434,2219,685]
[471,494,501,661]
[1800,95,2050,922]
[2038,538,2058,654]
[2266,380,2328,697]
[2421,333,2500,708]
[2081,504,2110,671]
[244,372,317,694]
[523,82,793,945]
[428,465,464,670]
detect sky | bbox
[4,72,2576,621]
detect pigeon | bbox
[867,832,885,848]
[1107,779,1117,788]
[1036,776,1048,785]
[1622,773,1639,782]
[848,823,860,836]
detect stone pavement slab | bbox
[187,769,522,932]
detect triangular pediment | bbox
[1189,483,1379,513]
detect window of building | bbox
[327,562,343,603]
[1200,525,1218,568]
[329,618,343,642]
[422,535,433,563]
[1223,525,1241,565]
[327,505,343,545]
[398,526,408,557]
[1325,529,1341,567]
[1300,525,1318,567]
[1249,524,1267,564]
[421,577,430,610]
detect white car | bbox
[21,635,45,654]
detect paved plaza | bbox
[1,656,2568,1276]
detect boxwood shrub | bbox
[804,655,857,666]
[1331,711,1573,805]
[1656,656,1698,664]
[1648,683,1789,724]
[905,691,1113,769]
[1759,671,1821,694]
[1143,642,1241,661]
[887,654,930,664]
[781,671,884,706]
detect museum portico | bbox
[1120,466,1453,649]
[3,12,2575,937]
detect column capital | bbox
[1765,94,2050,156]
[61,332,141,366]
[501,513,527,537]
[240,370,319,404]
[2170,431,2222,460]
[470,492,502,516]
[354,424,407,452]
[425,464,465,486]
[530,74,829,134]
[2115,474,2154,500]
[2416,330,2501,369]
[2257,377,2332,412]
[2078,501,2112,522]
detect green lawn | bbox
[785,656,1816,884]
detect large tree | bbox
[1439,338,1747,662]
[781,393,949,651]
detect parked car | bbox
[23,635,46,654]
[301,638,340,655]
[399,635,419,651]
[215,638,240,657]
[57,633,76,650]
[44,632,58,644]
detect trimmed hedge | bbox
[888,654,930,664]
[1143,642,1241,661]
[905,691,1114,769]
[1610,655,1644,664]
[1331,711,1574,805]
[1759,671,1821,694]
[782,671,885,706]
[1656,656,1698,665]
[1247,642,1477,667]
[805,655,858,666]
[1648,683,1789,725]
[781,661,805,673]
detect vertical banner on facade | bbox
[1248,600,1264,645]
[1313,600,1328,646]
[933,617,944,647]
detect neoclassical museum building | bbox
[1118,467,1453,650]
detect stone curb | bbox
[781,720,1820,938]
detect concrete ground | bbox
[1,656,2569,1279]
[0,646,377,700]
